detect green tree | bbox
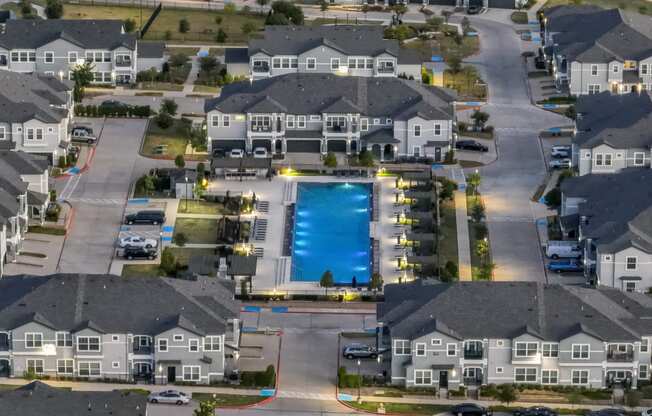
[256,0,269,13]
[478,262,495,280]
[142,175,156,196]
[470,201,485,223]
[161,99,178,116]
[45,0,63,18]
[384,25,413,42]
[169,53,188,67]
[496,384,518,405]
[123,18,137,33]
[196,162,206,184]
[438,177,457,201]
[320,270,334,295]
[269,0,304,24]
[467,171,481,195]
[319,0,328,18]
[390,4,407,21]
[19,0,32,18]
[178,18,190,33]
[175,154,186,169]
[193,400,217,416]
[160,248,177,276]
[71,62,94,102]
[216,28,228,43]
[241,22,257,35]
[265,13,289,25]
[471,110,490,131]
[544,187,561,208]
[476,238,489,260]
[324,152,337,168]
[358,149,375,167]
[444,261,458,280]
[565,105,576,120]
[447,54,463,74]
[155,112,173,129]
[369,272,383,291]
[173,232,187,247]
[199,56,218,72]
[426,16,444,31]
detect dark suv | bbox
[452,403,492,416]
[124,210,166,225]
[513,407,557,416]
[123,247,158,260]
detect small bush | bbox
[156,112,173,129]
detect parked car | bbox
[588,409,625,416]
[123,247,158,261]
[534,56,546,70]
[119,235,158,249]
[548,260,583,273]
[452,403,492,416]
[230,149,244,158]
[124,210,166,225]
[147,390,190,405]
[467,5,481,14]
[549,158,571,169]
[545,241,582,259]
[71,124,94,135]
[455,140,488,152]
[640,409,652,416]
[253,147,268,158]
[342,343,378,359]
[514,407,557,416]
[71,127,97,144]
[551,145,571,158]
[100,100,129,112]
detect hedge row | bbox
[338,366,362,389]
[74,104,151,118]
[240,365,275,388]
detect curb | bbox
[54,200,75,273]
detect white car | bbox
[253,147,268,158]
[551,145,571,158]
[119,236,158,249]
[230,149,244,158]
[147,390,190,405]
[549,158,571,169]
[641,409,652,416]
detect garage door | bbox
[286,140,321,153]
[489,0,516,8]
[213,140,245,151]
[252,139,271,151]
[427,0,455,5]
[327,140,346,152]
[469,0,483,6]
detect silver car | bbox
[549,158,571,169]
[119,235,158,249]
[147,390,190,405]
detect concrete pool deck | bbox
[207,174,402,294]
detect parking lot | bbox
[540,133,572,173]
[339,334,388,380]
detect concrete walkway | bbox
[454,190,472,281]
[182,46,209,94]
[176,212,222,219]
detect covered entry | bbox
[286,139,321,153]
[252,139,271,151]
[362,129,399,162]
[327,140,347,152]
[0,359,10,377]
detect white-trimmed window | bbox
[68,51,78,63]
[590,65,598,76]
[189,339,199,352]
[204,336,221,352]
[373,118,380,125]
[309,115,321,121]
[11,51,35,62]
[183,365,200,381]
[542,369,558,384]
[626,256,637,271]
[413,125,421,137]
[281,57,290,69]
[595,153,612,166]
[434,123,442,136]
[640,364,649,380]
[306,57,316,70]
[634,152,645,166]
[393,339,410,356]
[386,118,392,125]
[297,115,306,128]
[641,338,649,353]
[211,115,219,127]
[497,340,505,347]
[222,115,230,127]
[612,64,619,73]
[272,58,281,69]
[571,344,590,359]
[514,367,537,382]
[496,367,504,374]
[56,332,72,347]
[413,146,421,157]
[571,369,589,385]
[44,51,54,63]
[27,359,44,374]
[415,343,426,357]
[431,338,442,346]
[112,361,120,368]
[26,128,44,141]
[366,58,373,69]
[286,115,295,129]
[173,334,184,342]
[77,336,101,352]
[44,71,54,76]
[642,64,649,76]
[542,343,559,358]
[25,332,43,348]
[414,369,432,385]
[57,359,73,375]
[330,58,340,70]
[79,362,101,377]
[0,126,5,140]
[290,57,298,69]
[588,84,601,94]
[360,118,368,131]
[111,335,119,342]
[515,342,538,357]
[446,343,457,357]
[158,338,168,352]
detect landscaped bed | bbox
[191,393,268,407]
[174,218,218,244]
[121,264,161,278]
[542,0,651,14]
[344,402,452,415]
[141,119,190,159]
[177,199,227,215]
[466,188,492,281]
[168,247,216,267]
[438,197,459,280]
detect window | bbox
[297,116,306,128]
[26,359,44,374]
[331,58,340,70]
[360,118,368,131]
[306,58,316,70]
[496,367,504,374]
[642,64,649,75]
[79,362,101,377]
[112,335,119,342]
[412,146,421,157]
[0,126,4,140]
[413,125,421,137]
[572,344,590,359]
[11,51,36,62]
[56,332,72,347]
[634,152,645,166]
[309,115,321,121]
[25,333,43,348]
[595,153,612,166]
[290,58,298,69]
[590,65,598,76]
[497,340,504,347]
[393,339,411,356]
[642,339,649,353]
[542,369,558,384]
[515,342,538,357]
[223,115,230,127]
[373,118,380,125]
[434,123,442,136]
[431,339,442,346]
[514,368,537,382]
[281,58,290,69]
[112,361,120,368]
[286,115,295,129]
[204,336,221,352]
[447,343,457,357]
[571,369,589,385]
[189,339,199,352]
[211,115,219,127]
[415,343,426,357]
[44,52,54,63]
[183,366,201,381]
[626,282,637,292]
[414,369,432,385]
[366,58,373,69]
[103,52,111,62]
[612,64,619,73]
[57,359,73,375]
[26,128,44,141]
[386,118,392,125]
[68,52,77,63]
[77,336,101,352]
[640,364,649,380]
[626,256,637,271]
[272,58,281,69]
[158,338,168,352]
[173,334,184,342]
[542,343,559,358]
[44,71,54,76]
[588,84,601,94]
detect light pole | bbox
[357,359,361,403]
[184,176,189,212]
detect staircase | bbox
[253,247,264,258]
[256,200,270,213]
[253,218,268,242]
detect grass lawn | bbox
[142,119,189,159]
[166,47,200,56]
[462,131,494,140]
[193,84,220,94]
[138,82,184,91]
[121,264,162,278]
[168,248,215,267]
[174,218,218,244]
[346,402,452,415]
[439,199,458,276]
[192,393,267,407]
[543,0,651,14]
[444,68,487,100]
[178,200,226,215]
[511,11,529,24]
[28,226,66,236]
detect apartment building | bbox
[560,169,652,292]
[0,19,137,84]
[205,73,456,162]
[0,70,74,162]
[0,274,240,384]
[541,6,652,95]
[379,280,652,391]
[226,25,422,80]
[0,151,50,277]
[572,91,652,175]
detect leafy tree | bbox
[193,400,217,416]
[256,0,269,13]
[242,22,257,35]
[477,262,495,280]
[45,0,63,18]
[71,62,94,102]
[544,187,561,208]
[216,28,228,43]
[123,18,137,33]
[496,384,518,405]
[447,54,463,73]
[265,12,289,25]
[169,53,188,67]
[384,25,413,42]
[173,232,187,247]
[319,270,334,295]
[196,162,206,184]
[369,272,383,291]
[438,177,457,201]
[199,56,218,72]
[324,152,337,168]
[467,171,481,194]
[141,175,156,196]
[444,261,458,280]
[319,0,328,17]
[161,99,178,116]
[155,112,173,129]
[358,149,375,167]
[269,0,304,25]
[471,201,485,223]
[160,248,177,276]
[175,154,186,169]
[178,18,190,33]
[19,0,32,18]
[426,16,443,31]
[471,110,490,130]
[476,238,489,260]
[564,105,576,120]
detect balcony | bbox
[377,66,395,74]
[464,348,483,360]
[115,57,132,68]
[607,349,634,362]
[252,64,270,73]
[132,344,153,355]
[250,124,273,133]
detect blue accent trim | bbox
[243,306,262,312]
[338,393,354,401]
[242,326,258,333]
[458,183,467,191]
[197,50,209,58]
[162,225,174,232]
[537,218,547,225]
[431,164,443,169]
[458,101,485,106]
[430,55,443,62]
[128,198,149,204]
[271,306,289,313]
[538,196,546,204]
[466,32,479,36]
[542,104,559,109]
[364,328,376,334]
[260,389,275,397]
[120,226,130,231]
[548,127,562,133]
[161,236,173,242]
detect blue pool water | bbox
[291,182,372,285]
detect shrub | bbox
[215,28,228,43]
[169,53,188,68]
[173,232,187,247]
[438,177,457,200]
[215,15,223,24]
[324,152,337,168]
[337,366,361,388]
[178,18,190,33]
[161,99,178,117]
[160,248,176,276]
[544,188,561,208]
[123,18,137,32]
[444,261,458,279]
[45,0,63,18]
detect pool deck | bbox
[209,174,402,294]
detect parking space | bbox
[454,137,497,166]
[339,334,388,379]
[540,133,572,172]
[238,333,280,373]
[4,233,65,276]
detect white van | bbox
[546,241,582,259]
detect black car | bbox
[123,247,158,260]
[100,100,130,112]
[467,5,481,14]
[534,56,546,70]
[124,210,166,225]
[513,407,557,416]
[455,140,488,152]
[451,403,492,416]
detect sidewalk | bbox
[454,190,472,281]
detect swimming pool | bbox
[291,182,372,285]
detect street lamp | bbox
[184,176,189,212]
[357,359,362,403]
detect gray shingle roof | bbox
[0,70,72,123]
[225,47,249,64]
[250,25,399,58]
[0,381,147,416]
[137,41,165,59]
[0,274,239,335]
[227,254,257,276]
[380,280,652,342]
[0,19,136,50]
[205,73,456,120]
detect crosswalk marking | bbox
[487,216,535,223]
[276,391,334,401]
[67,197,124,206]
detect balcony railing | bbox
[115,58,132,67]
[378,66,395,74]
[252,64,270,73]
[132,344,153,354]
[464,349,483,360]
[250,124,273,133]
[607,351,634,362]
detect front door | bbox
[167,366,176,383]
[0,359,9,377]
[435,147,442,162]
[439,370,448,388]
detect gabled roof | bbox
[137,41,165,59]
[0,70,72,124]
